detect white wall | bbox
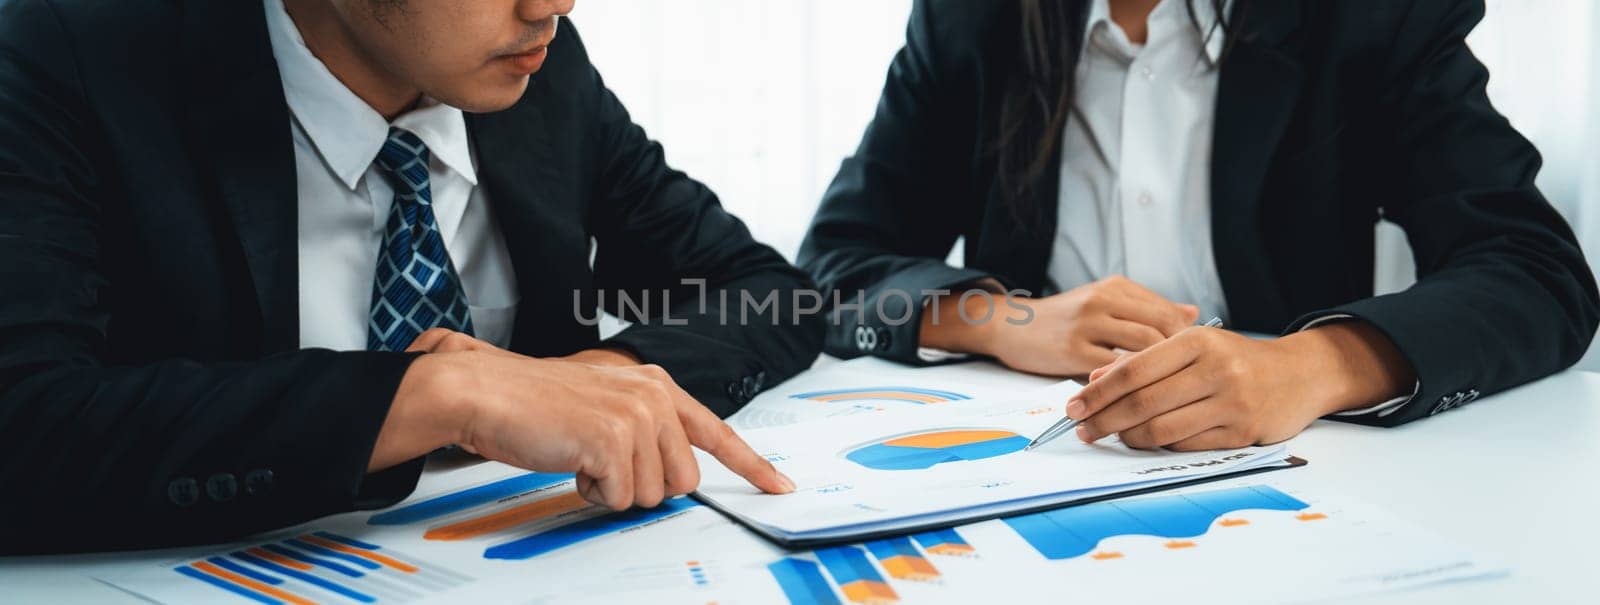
[571,0,1600,368]
[570,0,914,260]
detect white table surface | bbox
[3,364,1597,603]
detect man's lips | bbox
[498,44,549,74]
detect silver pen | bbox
[1024,317,1225,451]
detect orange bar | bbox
[1219,519,1250,527]
[885,430,1017,449]
[878,555,940,581]
[922,543,976,557]
[1091,551,1123,560]
[423,491,590,541]
[300,535,419,573]
[191,561,317,605]
[838,580,898,604]
[247,547,313,571]
[1164,541,1197,549]
[1297,512,1328,521]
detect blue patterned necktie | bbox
[367,128,475,352]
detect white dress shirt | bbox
[264,0,519,351]
[1048,0,1230,324]
[1045,0,1412,417]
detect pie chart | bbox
[843,429,1030,471]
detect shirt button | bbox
[1138,193,1154,207]
[1141,65,1155,80]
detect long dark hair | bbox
[994,0,1245,227]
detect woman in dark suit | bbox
[800,0,1598,450]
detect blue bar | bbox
[813,546,883,586]
[483,498,699,560]
[911,528,969,551]
[368,472,576,525]
[1184,485,1308,516]
[286,539,382,570]
[767,559,841,605]
[233,552,377,604]
[206,557,282,585]
[312,531,383,551]
[1002,509,1100,559]
[864,536,922,561]
[175,566,281,605]
[263,544,365,578]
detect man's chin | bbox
[437,78,532,114]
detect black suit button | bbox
[742,375,760,397]
[244,469,275,497]
[753,371,767,392]
[168,477,200,508]
[206,473,239,503]
[726,381,748,404]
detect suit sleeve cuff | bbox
[1296,313,1419,419]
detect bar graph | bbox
[843,429,1029,471]
[863,537,940,582]
[1002,485,1311,560]
[910,528,976,557]
[170,532,470,604]
[483,497,703,560]
[421,492,590,541]
[768,558,842,605]
[814,546,899,604]
[367,472,575,527]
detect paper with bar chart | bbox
[95,462,737,604]
[90,460,1498,605]
[747,482,1500,605]
[727,357,1055,429]
[491,481,1498,605]
[96,530,475,605]
[697,380,1296,545]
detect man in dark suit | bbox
[0,0,821,554]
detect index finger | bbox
[1071,335,1202,420]
[676,398,796,495]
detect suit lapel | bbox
[1211,0,1304,331]
[467,82,598,356]
[182,0,300,353]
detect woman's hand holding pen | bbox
[1066,322,1415,450]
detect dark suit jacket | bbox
[0,0,822,554]
[801,0,1599,426]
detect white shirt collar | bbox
[1083,0,1229,67]
[263,0,478,191]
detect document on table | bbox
[726,356,1057,429]
[695,380,1300,546]
[91,461,1502,605]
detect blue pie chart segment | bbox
[845,430,1030,471]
